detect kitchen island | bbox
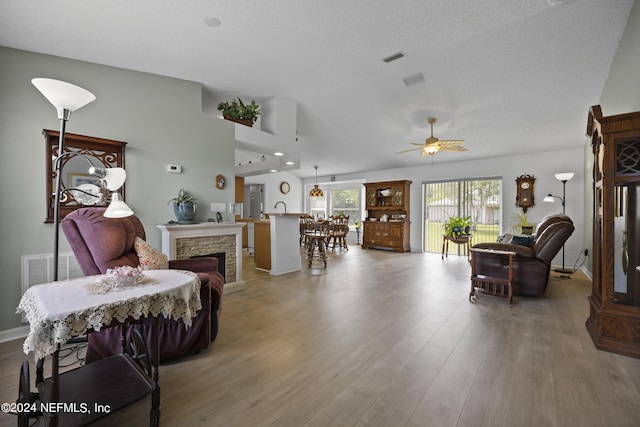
[256,213,305,275]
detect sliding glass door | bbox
[423,178,501,254]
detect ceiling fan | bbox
[396,117,467,157]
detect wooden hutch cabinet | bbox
[586,105,640,358]
[362,180,411,253]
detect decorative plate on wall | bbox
[215,174,225,189]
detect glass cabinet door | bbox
[392,186,403,206]
[366,188,376,208]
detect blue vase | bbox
[174,202,197,222]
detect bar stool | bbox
[304,220,329,268]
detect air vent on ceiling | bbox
[402,73,425,87]
[382,52,405,63]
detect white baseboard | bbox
[0,325,29,343]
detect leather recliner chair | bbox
[61,207,225,362]
[471,213,575,296]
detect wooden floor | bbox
[2,246,640,426]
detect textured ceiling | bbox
[0,0,635,178]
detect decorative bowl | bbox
[106,265,144,287]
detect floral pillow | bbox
[134,237,169,270]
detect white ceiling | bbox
[1,0,635,178]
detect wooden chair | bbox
[299,214,315,245]
[328,214,349,251]
[304,220,330,268]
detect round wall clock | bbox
[215,174,225,189]
[280,181,290,194]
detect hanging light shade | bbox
[309,165,324,197]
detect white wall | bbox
[298,146,585,268]
[245,171,304,215]
[0,47,236,332]
[585,0,640,274]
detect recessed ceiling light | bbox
[204,17,222,28]
[286,161,295,165]
[270,169,277,173]
[274,152,284,156]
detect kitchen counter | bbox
[261,213,304,275]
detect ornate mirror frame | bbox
[515,174,535,213]
[44,129,127,223]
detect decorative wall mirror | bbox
[515,174,535,212]
[44,129,127,223]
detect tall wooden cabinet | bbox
[362,180,411,253]
[586,105,640,358]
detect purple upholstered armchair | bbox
[61,207,224,362]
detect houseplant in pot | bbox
[217,97,260,127]
[509,210,535,235]
[168,188,198,223]
[444,215,472,238]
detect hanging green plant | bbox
[217,97,260,126]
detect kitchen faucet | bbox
[274,201,287,213]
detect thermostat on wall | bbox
[167,164,182,173]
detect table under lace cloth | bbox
[17,269,201,360]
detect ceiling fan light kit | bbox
[396,117,467,158]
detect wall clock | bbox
[280,181,290,194]
[515,174,535,212]
[215,174,225,190]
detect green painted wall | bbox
[0,47,236,332]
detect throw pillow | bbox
[511,235,534,247]
[134,237,169,270]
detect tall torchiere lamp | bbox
[543,172,574,274]
[32,78,133,281]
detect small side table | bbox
[442,234,473,261]
[469,248,516,304]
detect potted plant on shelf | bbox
[444,215,472,238]
[168,188,198,223]
[217,97,260,127]
[509,210,535,235]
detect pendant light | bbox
[309,165,324,197]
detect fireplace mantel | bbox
[157,222,246,294]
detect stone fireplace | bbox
[157,222,246,294]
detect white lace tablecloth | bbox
[16,269,201,360]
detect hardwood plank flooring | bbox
[1,246,640,426]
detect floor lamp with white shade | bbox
[543,172,574,275]
[32,78,133,281]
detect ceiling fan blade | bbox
[395,147,424,154]
[440,145,468,152]
[438,139,466,146]
[411,142,427,146]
